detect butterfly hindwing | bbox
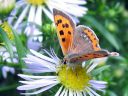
[53,9,75,56]
[69,50,119,63]
[81,25,101,51]
[69,25,101,55]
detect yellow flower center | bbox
[26,0,46,5]
[57,65,91,91]
[0,22,14,40]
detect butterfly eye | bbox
[62,59,67,65]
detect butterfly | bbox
[53,8,119,66]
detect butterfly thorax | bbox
[62,54,83,67]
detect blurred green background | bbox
[0,0,128,96]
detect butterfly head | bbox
[61,55,82,68]
[61,58,67,65]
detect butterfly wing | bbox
[53,9,75,56]
[67,25,119,63]
[68,25,101,55]
[69,50,119,63]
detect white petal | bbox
[47,0,87,17]
[8,9,18,24]
[2,66,9,78]
[87,87,100,96]
[69,89,74,96]
[85,88,94,96]
[30,49,57,64]
[87,63,98,73]
[24,61,52,70]
[22,68,54,73]
[83,92,87,96]
[25,54,56,71]
[9,67,15,74]
[42,7,54,21]
[18,80,58,90]
[91,83,106,90]
[24,25,34,36]
[14,5,30,29]
[19,78,58,84]
[90,80,107,85]
[18,74,56,79]
[15,0,26,8]
[60,88,66,96]
[43,49,59,63]
[59,0,86,4]
[55,86,63,96]
[89,80,107,91]
[23,58,55,71]
[34,6,43,25]
[28,5,36,22]
[73,90,77,96]
[64,89,68,96]
[20,83,57,95]
[76,91,83,96]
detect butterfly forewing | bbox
[53,9,75,56]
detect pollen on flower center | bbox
[57,65,91,91]
[26,0,46,5]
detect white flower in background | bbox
[8,0,87,36]
[0,22,18,78]
[0,47,18,63]
[0,0,15,15]
[27,37,42,51]
[0,46,18,78]
[2,66,15,79]
[17,49,107,95]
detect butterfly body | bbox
[53,9,119,66]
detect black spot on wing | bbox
[65,23,69,28]
[57,19,62,24]
[68,31,71,35]
[59,30,64,35]
[62,38,66,42]
[62,24,65,28]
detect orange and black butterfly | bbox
[53,8,119,66]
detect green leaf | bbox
[83,15,120,50]
[0,28,13,59]
[107,91,117,96]
[0,84,18,92]
[124,85,128,96]
[92,65,110,76]
[11,28,27,67]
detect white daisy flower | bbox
[8,0,87,35]
[17,49,107,95]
